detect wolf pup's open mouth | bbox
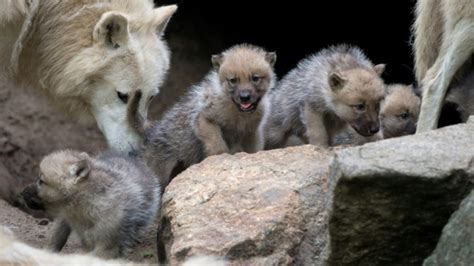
[240,102,255,112]
[236,97,260,113]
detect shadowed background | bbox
[152,0,416,117]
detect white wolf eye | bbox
[117,91,129,104]
[251,75,261,83]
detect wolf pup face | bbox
[380,85,421,138]
[22,151,91,213]
[212,45,276,113]
[329,65,386,137]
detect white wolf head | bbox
[55,4,177,152]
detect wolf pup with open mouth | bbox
[128,44,276,188]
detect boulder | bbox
[160,145,335,265]
[423,189,474,265]
[325,122,474,265]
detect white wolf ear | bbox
[265,52,277,67]
[374,64,386,76]
[329,72,346,91]
[152,5,178,34]
[93,12,130,49]
[69,159,91,183]
[211,54,224,70]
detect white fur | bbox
[414,0,474,132]
[0,1,177,152]
[0,225,139,266]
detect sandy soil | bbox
[0,199,159,263]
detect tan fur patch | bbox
[380,84,420,138]
[382,85,420,118]
[335,68,385,105]
[39,150,86,189]
[218,45,274,85]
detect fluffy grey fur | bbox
[129,44,276,188]
[22,150,160,259]
[262,44,385,149]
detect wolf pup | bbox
[22,150,160,259]
[262,44,386,149]
[129,44,276,188]
[380,84,421,138]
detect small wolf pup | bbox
[380,84,421,139]
[262,45,386,149]
[129,44,276,188]
[21,150,160,259]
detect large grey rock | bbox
[160,145,334,265]
[423,189,474,266]
[325,123,474,265]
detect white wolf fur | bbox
[0,0,177,152]
[0,225,138,265]
[413,0,474,132]
[0,225,228,266]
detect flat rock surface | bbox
[161,145,335,265]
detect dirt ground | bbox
[0,199,160,263]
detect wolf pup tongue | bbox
[240,102,253,109]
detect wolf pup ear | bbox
[211,54,224,70]
[79,152,90,160]
[410,84,423,98]
[374,64,386,76]
[328,72,346,91]
[265,52,277,67]
[93,12,130,49]
[152,5,178,35]
[69,159,91,183]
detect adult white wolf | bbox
[0,0,177,151]
[413,0,474,132]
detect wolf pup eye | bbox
[117,91,129,104]
[228,77,237,86]
[251,75,261,83]
[353,103,366,112]
[399,112,409,120]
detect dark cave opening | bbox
[157,0,416,83]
